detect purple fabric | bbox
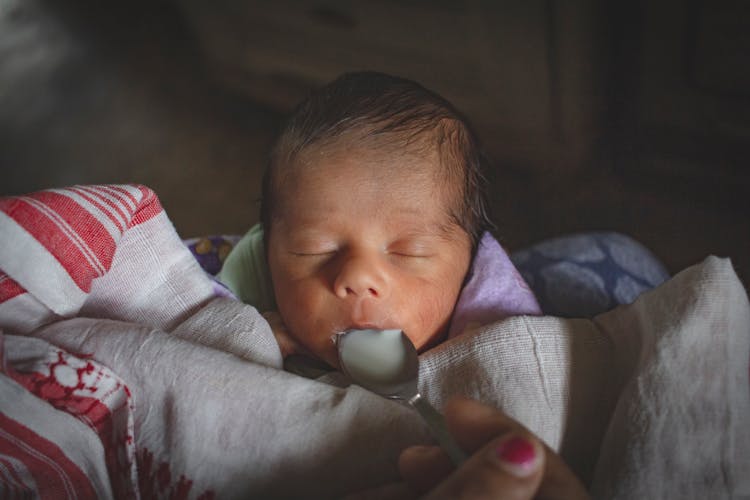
[448,232,542,339]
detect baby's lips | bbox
[346,322,388,331]
[329,323,403,345]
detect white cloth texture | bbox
[1,185,748,499]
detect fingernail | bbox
[491,436,538,477]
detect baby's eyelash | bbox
[389,251,433,259]
[290,248,339,258]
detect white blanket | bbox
[1,185,748,499]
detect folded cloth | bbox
[1,332,136,498]
[1,185,748,499]
[0,185,210,332]
[7,256,748,499]
[0,184,281,498]
[448,231,541,338]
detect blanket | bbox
[1,185,748,499]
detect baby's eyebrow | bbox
[278,215,331,231]
[396,218,465,242]
[286,227,334,240]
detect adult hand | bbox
[399,397,589,499]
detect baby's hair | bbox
[260,71,494,251]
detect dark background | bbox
[2,0,748,284]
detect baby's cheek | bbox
[278,286,334,351]
[274,285,313,331]
[407,288,455,349]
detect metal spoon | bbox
[336,328,466,465]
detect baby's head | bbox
[261,71,492,367]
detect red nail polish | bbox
[496,437,536,467]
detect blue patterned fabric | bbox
[510,232,670,318]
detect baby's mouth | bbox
[339,320,399,332]
[330,323,401,346]
[346,321,389,331]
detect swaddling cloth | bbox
[447,232,541,338]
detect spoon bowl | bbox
[336,329,466,465]
[337,328,418,398]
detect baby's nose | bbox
[333,253,388,299]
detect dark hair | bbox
[260,71,494,250]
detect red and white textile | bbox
[1,185,748,499]
[0,185,244,499]
[0,185,160,498]
[1,333,134,498]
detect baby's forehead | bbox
[285,137,449,184]
[275,149,459,214]
[270,130,467,220]
[277,161,451,220]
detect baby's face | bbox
[267,148,472,368]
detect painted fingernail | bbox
[491,436,538,477]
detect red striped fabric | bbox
[0,413,97,499]
[0,184,163,305]
[6,348,136,499]
[131,185,162,226]
[67,186,125,233]
[3,339,136,498]
[32,191,117,271]
[0,273,25,303]
[0,454,34,497]
[75,186,131,230]
[8,198,102,291]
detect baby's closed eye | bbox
[387,241,436,258]
[291,249,337,257]
[288,238,338,257]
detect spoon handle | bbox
[408,394,467,466]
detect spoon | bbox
[336,328,466,465]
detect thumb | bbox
[423,433,545,500]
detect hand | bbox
[261,311,307,359]
[399,397,589,499]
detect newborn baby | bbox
[219,71,540,369]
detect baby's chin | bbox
[316,345,341,370]
[293,332,341,370]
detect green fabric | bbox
[217,224,276,312]
[219,225,333,378]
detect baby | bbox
[219,71,540,370]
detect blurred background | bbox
[1,0,748,283]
